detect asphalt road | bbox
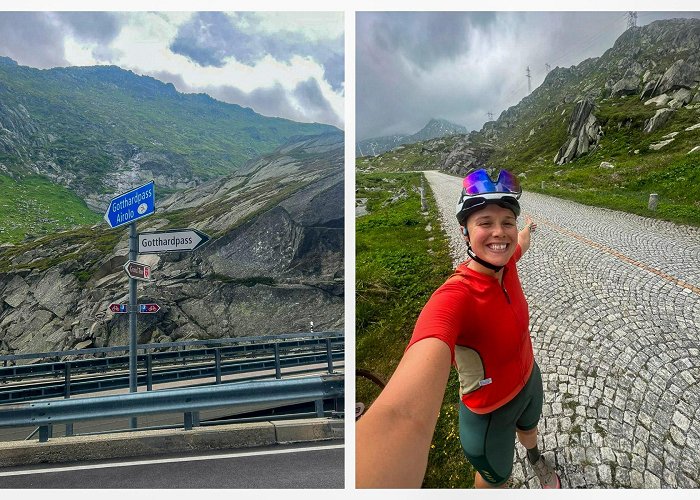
[0,441,344,488]
[425,170,700,488]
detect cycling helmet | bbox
[455,169,522,225]
[455,169,522,272]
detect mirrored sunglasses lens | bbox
[496,170,522,193]
[463,169,495,195]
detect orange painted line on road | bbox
[530,214,700,297]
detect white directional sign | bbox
[138,228,210,254]
[123,260,152,281]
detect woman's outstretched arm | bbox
[356,338,452,488]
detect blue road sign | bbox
[104,181,155,228]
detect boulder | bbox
[645,94,671,107]
[649,139,675,150]
[644,108,674,134]
[668,88,694,108]
[652,59,698,96]
[600,162,615,169]
[611,76,639,97]
[640,80,658,100]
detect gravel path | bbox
[423,170,700,489]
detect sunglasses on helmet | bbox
[461,169,522,198]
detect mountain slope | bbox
[0,57,339,210]
[0,132,344,355]
[356,118,467,156]
[357,18,700,226]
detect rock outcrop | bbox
[0,133,345,357]
[554,99,603,165]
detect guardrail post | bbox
[215,348,222,384]
[64,362,74,436]
[274,343,281,379]
[146,354,153,391]
[326,338,334,374]
[39,425,52,443]
[184,411,201,430]
[315,399,324,418]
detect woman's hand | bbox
[518,216,537,254]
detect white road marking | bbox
[0,443,344,477]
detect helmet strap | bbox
[466,244,504,273]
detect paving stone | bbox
[662,468,677,488]
[615,467,630,487]
[599,464,612,485]
[601,447,616,463]
[632,453,646,472]
[669,426,686,446]
[630,470,644,488]
[672,411,690,432]
[644,471,662,488]
[584,466,598,486]
[647,453,663,477]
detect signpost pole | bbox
[129,221,138,429]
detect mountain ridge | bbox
[356,118,467,156]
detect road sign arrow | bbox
[104,181,155,228]
[123,260,152,281]
[139,303,160,314]
[109,303,128,313]
[138,228,210,254]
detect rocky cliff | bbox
[0,132,344,356]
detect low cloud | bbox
[0,12,68,68]
[170,12,344,92]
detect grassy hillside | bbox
[0,58,337,191]
[0,174,101,243]
[493,96,700,226]
[357,96,700,227]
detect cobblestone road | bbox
[424,170,700,489]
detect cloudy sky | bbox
[0,11,344,128]
[357,11,700,140]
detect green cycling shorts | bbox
[458,362,543,486]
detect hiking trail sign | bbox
[123,260,152,281]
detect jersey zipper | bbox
[501,267,511,304]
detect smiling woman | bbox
[356,169,559,489]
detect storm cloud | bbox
[0,11,343,128]
[151,71,341,128]
[0,12,68,68]
[170,12,344,91]
[356,11,700,141]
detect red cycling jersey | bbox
[408,244,534,414]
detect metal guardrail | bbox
[0,332,344,404]
[0,331,343,367]
[1,349,344,404]
[0,374,344,442]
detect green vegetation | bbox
[356,172,474,488]
[357,94,700,227]
[0,58,336,193]
[0,174,101,243]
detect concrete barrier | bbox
[0,418,343,468]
